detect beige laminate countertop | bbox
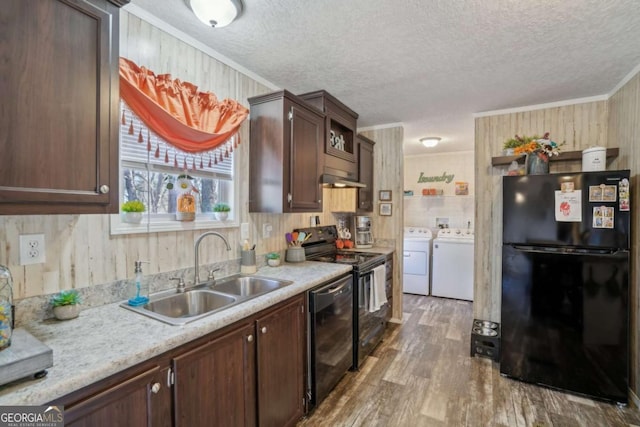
[0,261,353,405]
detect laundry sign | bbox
[417,172,455,184]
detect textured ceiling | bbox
[127,0,640,155]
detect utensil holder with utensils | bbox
[241,250,257,274]
[285,247,305,263]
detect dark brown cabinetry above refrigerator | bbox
[0,0,127,215]
[248,90,324,213]
[298,90,360,185]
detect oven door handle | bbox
[317,280,350,295]
[359,271,373,310]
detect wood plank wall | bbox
[475,76,639,397]
[608,71,640,396]
[0,12,339,300]
[360,127,404,321]
[474,100,610,323]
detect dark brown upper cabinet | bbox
[356,135,375,212]
[298,90,359,181]
[0,0,127,215]
[249,90,324,213]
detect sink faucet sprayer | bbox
[194,231,231,286]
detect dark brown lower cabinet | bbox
[385,253,394,322]
[54,294,306,427]
[62,365,171,427]
[256,296,305,427]
[173,323,256,427]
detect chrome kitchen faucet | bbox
[194,231,231,286]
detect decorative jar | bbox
[176,192,196,221]
[0,266,14,351]
[526,152,550,175]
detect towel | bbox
[369,265,388,312]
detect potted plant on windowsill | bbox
[213,203,231,221]
[51,289,81,320]
[121,200,145,224]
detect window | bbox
[111,102,237,235]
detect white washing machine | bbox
[431,228,474,301]
[403,227,432,296]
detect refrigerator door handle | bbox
[510,244,622,256]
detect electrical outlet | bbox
[19,234,46,265]
[262,223,273,239]
[240,223,250,240]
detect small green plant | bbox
[213,202,231,212]
[51,289,81,307]
[121,200,145,213]
[266,252,280,260]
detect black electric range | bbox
[296,225,389,371]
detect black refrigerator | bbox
[501,170,630,404]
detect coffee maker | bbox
[354,215,373,248]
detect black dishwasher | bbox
[308,273,353,409]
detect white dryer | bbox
[431,228,474,301]
[403,227,432,296]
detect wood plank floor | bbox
[298,295,640,427]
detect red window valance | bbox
[119,57,249,154]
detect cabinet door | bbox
[64,365,168,427]
[256,295,305,427]
[357,136,375,212]
[288,103,323,212]
[385,253,394,321]
[173,323,256,427]
[0,0,120,214]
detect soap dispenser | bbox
[127,261,149,306]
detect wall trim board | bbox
[474,62,640,120]
[473,94,609,118]
[609,61,640,97]
[358,122,404,132]
[122,4,279,91]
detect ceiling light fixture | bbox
[420,137,441,148]
[185,0,243,28]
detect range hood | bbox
[321,174,366,188]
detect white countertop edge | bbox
[0,262,353,405]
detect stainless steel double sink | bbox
[121,275,293,326]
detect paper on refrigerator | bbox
[555,190,582,222]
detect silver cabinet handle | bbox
[247,334,254,342]
[261,326,267,334]
[151,382,161,394]
[99,185,109,194]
